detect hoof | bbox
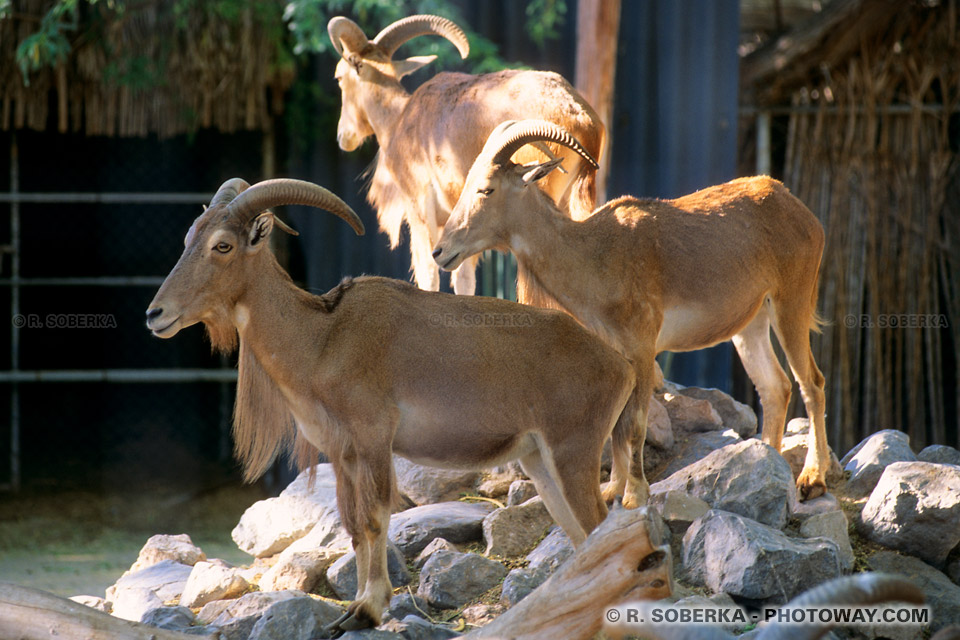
[621,490,648,510]
[797,473,827,502]
[601,480,623,504]
[325,606,377,638]
[621,478,649,509]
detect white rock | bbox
[259,548,343,592]
[677,386,757,438]
[650,429,742,481]
[248,596,345,640]
[200,590,305,635]
[482,496,554,557]
[506,480,538,506]
[841,429,917,497]
[660,391,723,432]
[139,606,197,632]
[69,595,110,613]
[388,501,494,557]
[110,587,164,622]
[682,510,841,605]
[646,397,675,449]
[918,444,960,466]
[477,464,525,498]
[417,550,507,610]
[232,463,340,558]
[106,559,192,616]
[798,510,854,571]
[394,456,480,506]
[129,533,206,573]
[179,561,250,608]
[414,537,459,571]
[650,440,794,529]
[282,516,352,555]
[789,491,842,521]
[651,490,710,537]
[860,461,960,566]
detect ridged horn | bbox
[226,179,365,236]
[488,119,599,169]
[209,177,250,208]
[756,573,925,640]
[372,14,469,60]
[328,16,369,58]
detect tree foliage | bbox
[13,0,567,80]
[6,0,567,138]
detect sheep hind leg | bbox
[621,356,656,509]
[519,445,589,547]
[770,297,828,501]
[550,440,608,540]
[732,309,792,454]
[622,388,650,509]
[602,432,630,505]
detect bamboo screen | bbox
[1,1,292,137]
[779,7,960,455]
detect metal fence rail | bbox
[1,133,238,492]
[0,369,237,383]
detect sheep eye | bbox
[478,188,494,196]
[214,242,232,254]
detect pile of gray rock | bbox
[70,384,960,638]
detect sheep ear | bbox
[248,212,275,250]
[520,158,564,185]
[394,55,437,78]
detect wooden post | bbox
[575,0,622,201]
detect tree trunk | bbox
[0,583,208,640]
[465,503,672,640]
[575,0,622,201]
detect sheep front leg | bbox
[327,448,396,635]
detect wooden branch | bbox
[465,504,672,640]
[0,583,210,640]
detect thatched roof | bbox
[1,0,294,137]
[740,0,905,104]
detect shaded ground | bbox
[0,484,265,598]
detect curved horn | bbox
[209,177,251,209]
[372,14,469,60]
[488,119,599,169]
[227,179,365,236]
[757,573,925,640]
[328,16,369,58]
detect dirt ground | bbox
[0,484,264,598]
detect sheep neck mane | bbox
[226,260,352,482]
[507,203,606,323]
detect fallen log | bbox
[0,583,213,640]
[465,502,672,640]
